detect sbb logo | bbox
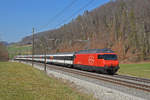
[88,56,94,65]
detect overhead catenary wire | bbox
[54,0,96,28]
[21,0,96,38]
[37,0,78,32]
[15,0,97,59]
[18,0,77,43]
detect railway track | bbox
[22,61,150,93]
[113,74,150,84]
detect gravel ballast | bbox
[19,61,148,100]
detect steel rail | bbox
[113,74,150,84]
[44,64,150,92]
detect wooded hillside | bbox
[0,42,8,61]
[20,0,150,62]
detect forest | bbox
[20,0,150,62]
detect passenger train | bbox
[14,48,119,74]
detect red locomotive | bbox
[15,48,119,75]
[74,49,119,74]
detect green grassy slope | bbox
[0,62,94,100]
[118,62,150,79]
[7,45,32,59]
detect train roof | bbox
[16,49,115,58]
[47,52,74,56]
[16,52,75,58]
[76,48,114,54]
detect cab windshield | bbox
[98,54,117,60]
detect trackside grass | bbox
[118,62,150,79]
[0,62,95,100]
[7,44,32,59]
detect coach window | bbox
[67,56,70,60]
[53,56,57,59]
[61,56,64,60]
[58,56,61,60]
[46,56,49,59]
[98,55,103,59]
[70,56,73,60]
[57,56,60,60]
[65,56,68,60]
[67,56,69,60]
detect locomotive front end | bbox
[98,53,119,74]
